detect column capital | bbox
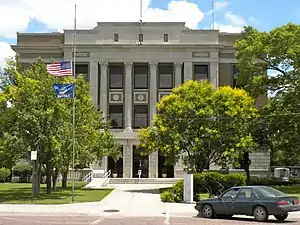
[124,62,133,69]
[99,61,108,68]
[149,61,158,69]
[174,62,183,69]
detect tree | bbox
[235,23,300,167]
[138,80,258,183]
[0,58,118,195]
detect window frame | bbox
[133,105,149,129]
[108,104,124,129]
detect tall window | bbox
[134,105,148,128]
[75,64,89,81]
[233,65,239,87]
[114,33,119,42]
[109,105,123,129]
[164,34,169,42]
[194,65,208,81]
[134,65,148,89]
[139,33,144,42]
[159,65,173,89]
[109,65,124,89]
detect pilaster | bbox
[100,62,108,119]
[183,62,193,81]
[89,61,99,105]
[174,62,183,87]
[124,62,133,131]
[210,51,219,89]
[123,143,133,178]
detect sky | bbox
[0,0,300,69]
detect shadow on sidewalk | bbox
[123,189,160,194]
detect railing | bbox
[102,170,111,186]
[82,170,93,183]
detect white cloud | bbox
[225,11,246,26]
[206,0,229,14]
[213,10,249,33]
[214,23,243,33]
[0,0,204,37]
[0,42,15,69]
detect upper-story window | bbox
[194,65,208,81]
[109,104,123,129]
[109,65,124,89]
[159,65,173,89]
[114,33,119,42]
[139,33,144,42]
[75,64,89,81]
[233,64,239,87]
[134,65,148,89]
[134,105,148,128]
[164,34,169,42]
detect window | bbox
[134,65,148,89]
[114,33,119,42]
[139,33,143,42]
[134,105,148,128]
[109,105,123,129]
[194,65,208,81]
[109,65,124,89]
[164,34,168,42]
[159,65,173,89]
[75,64,89,81]
[258,186,288,198]
[236,188,253,199]
[222,188,239,200]
[233,64,239,87]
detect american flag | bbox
[47,61,73,76]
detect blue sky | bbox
[0,0,300,67]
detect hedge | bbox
[0,168,11,182]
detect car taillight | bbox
[277,200,289,206]
[294,200,299,205]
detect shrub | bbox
[250,177,294,186]
[13,163,32,183]
[172,180,183,202]
[160,191,175,202]
[0,168,11,182]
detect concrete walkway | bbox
[0,184,300,220]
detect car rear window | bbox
[258,186,288,197]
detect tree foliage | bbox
[138,80,258,177]
[0,58,118,194]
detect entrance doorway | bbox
[107,146,123,178]
[132,145,149,178]
[158,151,174,178]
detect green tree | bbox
[235,23,300,167]
[138,80,257,183]
[0,58,118,195]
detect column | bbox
[149,62,158,178]
[174,62,183,87]
[124,62,133,132]
[123,142,133,178]
[210,51,219,89]
[89,61,99,105]
[100,62,108,119]
[183,62,193,81]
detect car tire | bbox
[201,204,214,218]
[274,214,288,222]
[253,205,269,222]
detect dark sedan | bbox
[195,185,300,222]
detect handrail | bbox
[102,170,111,186]
[82,170,93,183]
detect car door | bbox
[233,188,255,215]
[214,188,239,214]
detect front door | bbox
[233,188,254,215]
[214,188,239,214]
[132,146,149,178]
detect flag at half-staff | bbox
[47,61,72,76]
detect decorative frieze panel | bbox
[134,92,148,104]
[219,53,235,58]
[158,92,171,100]
[192,52,210,57]
[109,92,123,103]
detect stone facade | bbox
[12,22,269,178]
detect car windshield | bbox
[258,186,288,197]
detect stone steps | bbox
[108,178,181,184]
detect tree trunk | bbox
[52,169,59,192]
[240,152,252,185]
[37,163,42,196]
[62,170,68,189]
[46,162,53,194]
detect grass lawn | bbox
[0,182,113,204]
[274,185,300,198]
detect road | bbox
[0,215,299,225]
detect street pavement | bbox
[1,184,300,224]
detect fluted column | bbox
[124,62,133,132]
[89,60,99,105]
[174,62,183,87]
[183,62,193,81]
[149,62,158,178]
[210,51,219,89]
[100,62,108,119]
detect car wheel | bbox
[201,204,214,218]
[253,206,269,222]
[274,214,288,222]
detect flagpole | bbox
[212,0,215,29]
[71,3,77,203]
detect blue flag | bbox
[53,84,74,99]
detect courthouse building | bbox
[11,22,270,178]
